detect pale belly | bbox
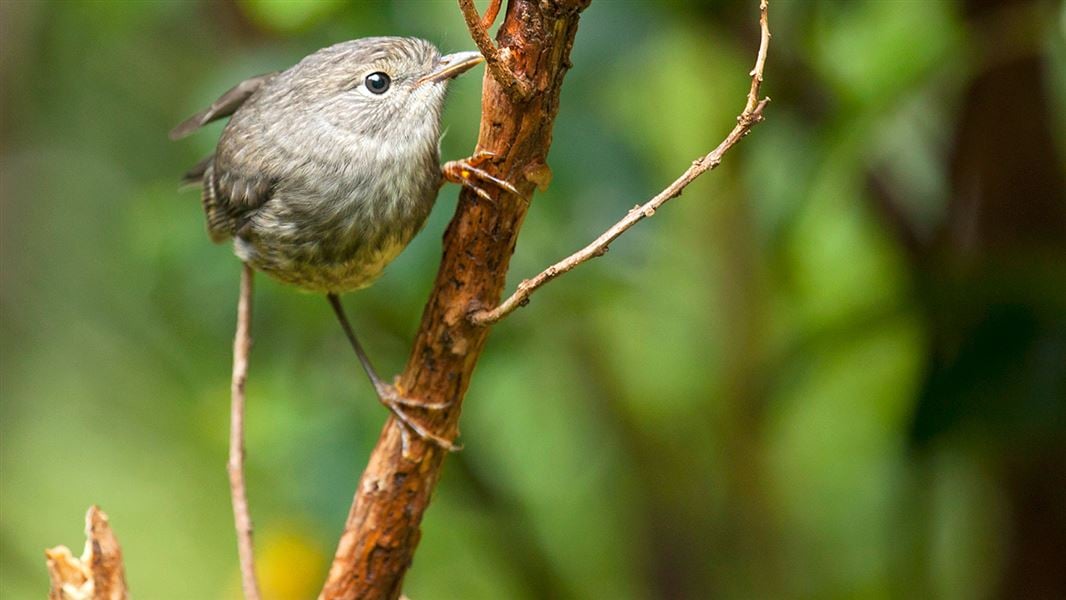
[234,230,413,293]
[227,141,440,294]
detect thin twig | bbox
[229,262,261,600]
[480,0,502,30]
[745,0,771,115]
[458,0,532,100]
[469,0,772,326]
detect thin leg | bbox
[326,294,459,451]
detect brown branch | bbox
[479,0,503,30]
[746,0,771,115]
[318,1,590,598]
[46,506,129,600]
[458,0,533,101]
[469,0,772,326]
[229,262,260,600]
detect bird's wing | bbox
[168,72,278,140]
[199,158,277,243]
[171,72,281,242]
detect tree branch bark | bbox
[317,1,590,598]
[470,0,772,325]
[458,0,532,101]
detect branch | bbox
[469,0,772,326]
[478,0,502,30]
[229,263,260,600]
[318,1,590,598]
[746,0,771,115]
[458,0,533,101]
[46,506,129,600]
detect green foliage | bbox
[239,0,346,33]
[2,1,1063,599]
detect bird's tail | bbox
[180,154,213,188]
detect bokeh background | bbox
[2,0,1064,598]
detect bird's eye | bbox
[364,72,391,94]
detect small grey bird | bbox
[172,37,514,449]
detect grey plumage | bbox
[173,37,496,449]
[174,37,478,293]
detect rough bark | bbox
[317,1,590,598]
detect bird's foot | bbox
[442,151,520,202]
[373,381,461,456]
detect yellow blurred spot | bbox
[224,525,328,600]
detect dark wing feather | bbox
[200,159,276,243]
[180,155,213,187]
[172,72,279,242]
[168,72,277,140]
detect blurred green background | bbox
[2,0,1064,598]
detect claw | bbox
[442,151,520,201]
[375,383,461,453]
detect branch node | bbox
[524,161,554,192]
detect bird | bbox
[171,37,515,451]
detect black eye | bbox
[364,72,390,94]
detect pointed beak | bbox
[418,51,485,85]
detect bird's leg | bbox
[441,150,520,203]
[326,294,460,453]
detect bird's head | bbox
[264,37,483,144]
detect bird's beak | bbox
[418,51,485,85]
